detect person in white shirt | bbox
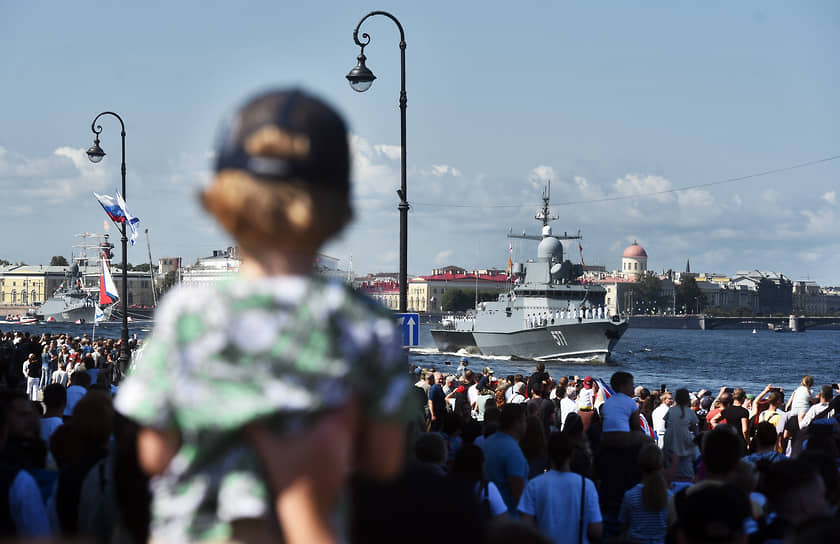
[509,382,527,404]
[652,392,673,448]
[786,375,813,422]
[560,386,579,431]
[800,384,835,428]
[577,377,595,410]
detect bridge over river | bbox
[629,315,840,331]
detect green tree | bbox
[630,272,664,313]
[675,276,707,314]
[49,256,69,266]
[440,289,498,312]
[441,289,475,312]
[0,259,9,266]
[132,263,151,272]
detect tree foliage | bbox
[132,263,151,272]
[675,276,707,313]
[630,272,664,313]
[440,289,497,312]
[49,256,68,266]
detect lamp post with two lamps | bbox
[346,10,409,313]
[85,111,130,377]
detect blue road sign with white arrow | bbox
[395,312,419,346]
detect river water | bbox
[411,324,840,396]
[8,321,839,396]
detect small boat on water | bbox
[430,183,628,362]
[0,316,38,325]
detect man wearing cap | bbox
[577,376,595,411]
[456,358,469,378]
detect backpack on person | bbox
[757,408,780,428]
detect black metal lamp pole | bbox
[347,10,408,313]
[86,111,129,377]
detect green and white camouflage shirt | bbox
[115,275,413,542]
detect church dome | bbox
[622,241,647,258]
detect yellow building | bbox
[0,265,59,306]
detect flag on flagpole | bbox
[94,192,127,223]
[100,253,119,305]
[579,241,587,271]
[94,191,140,245]
[94,304,106,323]
[115,191,140,245]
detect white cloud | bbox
[822,191,836,205]
[613,174,673,204]
[434,249,454,264]
[800,208,838,235]
[430,164,462,177]
[350,134,399,198]
[528,165,556,191]
[374,144,402,161]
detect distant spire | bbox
[685,258,691,273]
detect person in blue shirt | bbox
[519,431,603,544]
[482,403,528,514]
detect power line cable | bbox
[410,153,840,209]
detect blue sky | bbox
[1,1,838,284]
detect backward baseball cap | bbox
[214,88,350,195]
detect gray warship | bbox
[36,233,117,323]
[430,185,628,362]
[36,264,109,323]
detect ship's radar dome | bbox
[537,236,563,261]
[622,242,647,258]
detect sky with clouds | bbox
[1,1,838,285]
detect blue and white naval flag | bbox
[94,304,106,323]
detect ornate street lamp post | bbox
[86,111,130,378]
[347,10,409,313]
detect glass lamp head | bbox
[86,139,106,163]
[346,53,376,93]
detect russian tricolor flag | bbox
[94,191,140,245]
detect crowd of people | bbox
[0,87,838,543]
[0,329,137,539]
[408,359,840,543]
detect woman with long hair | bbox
[662,388,698,481]
[618,444,669,543]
